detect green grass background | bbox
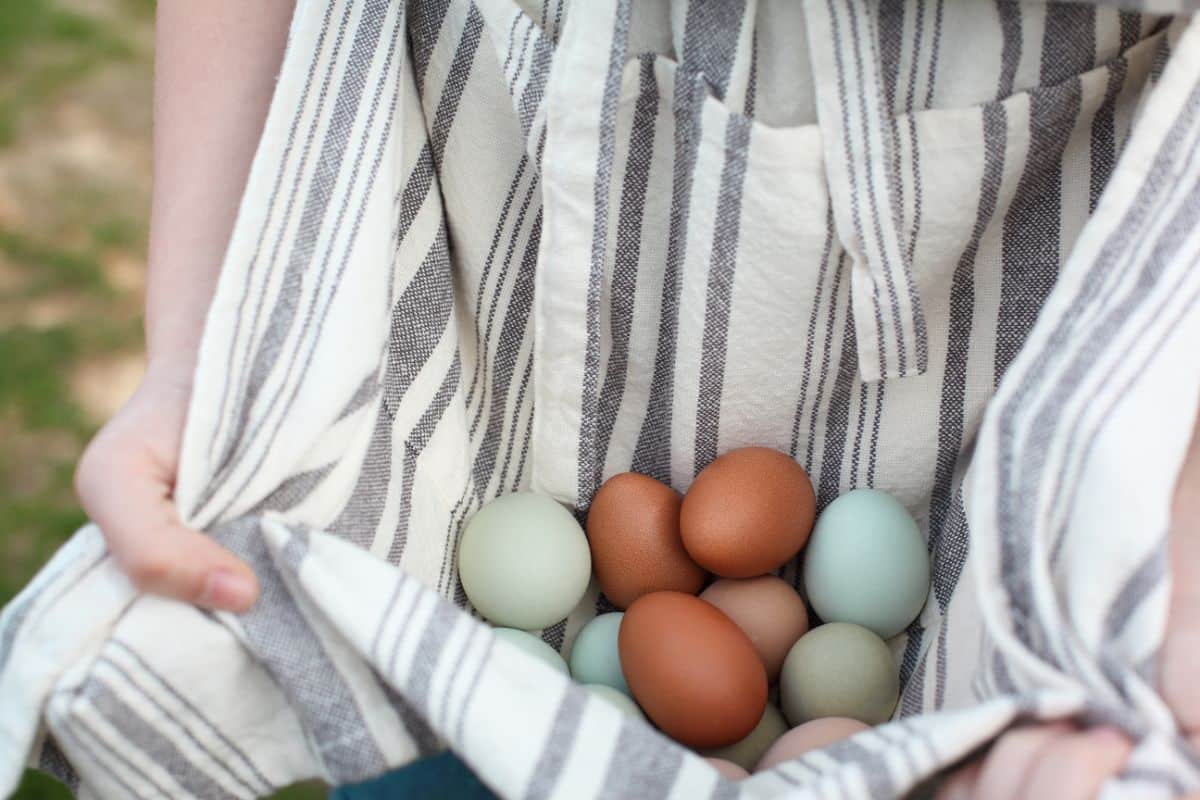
[1,1,323,797]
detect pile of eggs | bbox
[457,446,932,778]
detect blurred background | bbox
[0,1,320,797]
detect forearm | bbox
[145,0,295,382]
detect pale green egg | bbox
[458,493,591,630]
[569,613,629,696]
[492,628,568,675]
[700,703,787,771]
[802,489,930,639]
[581,684,644,720]
[779,623,898,726]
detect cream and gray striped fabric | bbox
[4,1,1200,797]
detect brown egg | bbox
[700,577,809,682]
[619,591,767,748]
[680,447,816,577]
[705,758,749,781]
[755,718,869,771]
[586,472,707,608]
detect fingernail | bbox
[201,570,258,611]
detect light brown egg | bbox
[755,718,869,771]
[705,758,749,781]
[619,591,767,748]
[680,447,816,577]
[586,472,707,608]
[700,577,809,682]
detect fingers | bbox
[1021,727,1132,800]
[76,432,259,612]
[973,723,1072,800]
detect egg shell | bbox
[492,628,569,675]
[620,591,768,748]
[779,623,898,726]
[569,613,630,695]
[586,473,706,608]
[680,447,816,577]
[581,684,645,720]
[458,493,592,630]
[701,704,788,771]
[705,758,750,781]
[802,489,931,639]
[756,718,869,771]
[700,577,809,682]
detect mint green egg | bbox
[458,493,591,630]
[802,489,930,639]
[582,684,644,720]
[493,628,568,675]
[569,613,629,695]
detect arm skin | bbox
[75,0,295,611]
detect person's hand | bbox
[936,411,1200,799]
[74,362,259,611]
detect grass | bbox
[0,2,327,797]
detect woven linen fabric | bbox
[4,0,1200,797]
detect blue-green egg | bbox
[569,613,629,695]
[802,489,930,639]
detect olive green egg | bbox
[700,704,787,771]
[779,623,898,726]
[802,489,930,639]
[569,613,629,695]
[493,628,569,675]
[458,493,591,630]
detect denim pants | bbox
[330,751,497,799]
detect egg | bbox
[581,684,645,720]
[802,489,930,639]
[755,718,869,771]
[701,704,788,771]
[680,447,816,577]
[586,472,706,608]
[492,628,568,675]
[779,623,898,726]
[700,577,809,681]
[569,613,629,695]
[619,591,767,748]
[458,493,591,630]
[705,758,750,781]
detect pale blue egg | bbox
[569,613,629,695]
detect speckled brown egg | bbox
[619,591,767,748]
[680,447,816,577]
[586,472,707,608]
[700,576,809,682]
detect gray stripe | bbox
[516,31,553,139]
[429,6,484,166]
[213,518,388,780]
[56,717,160,798]
[251,463,336,515]
[106,641,272,794]
[817,303,859,510]
[576,0,633,506]
[995,0,1022,101]
[803,251,849,478]
[694,114,752,474]
[1092,59,1131,212]
[387,357,462,564]
[1039,4,1097,88]
[823,739,897,798]
[404,596,461,709]
[631,4,719,483]
[83,677,239,799]
[336,371,383,422]
[679,0,748,101]
[788,209,837,463]
[596,55,659,473]
[37,736,80,795]
[381,680,441,757]
[494,349,535,494]
[595,713,685,800]
[409,0,451,90]
[523,687,587,800]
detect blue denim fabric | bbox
[330,752,498,800]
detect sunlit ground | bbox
[1,1,323,796]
